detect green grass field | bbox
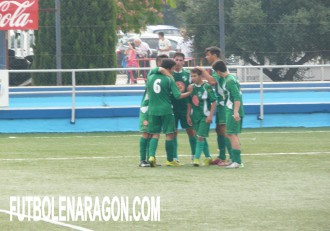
[0,127,330,231]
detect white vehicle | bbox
[145,25,181,36]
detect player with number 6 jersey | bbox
[146,58,192,167]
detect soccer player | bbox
[147,58,192,167]
[203,46,233,166]
[187,68,217,166]
[139,55,170,167]
[172,52,196,163]
[212,60,244,168]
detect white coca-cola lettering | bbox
[0,1,36,28]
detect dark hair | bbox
[156,54,169,65]
[190,68,202,76]
[160,58,176,70]
[205,46,221,58]
[158,31,164,37]
[173,52,185,59]
[212,60,227,72]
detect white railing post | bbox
[259,67,264,120]
[71,70,76,124]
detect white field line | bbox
[2,130,330,139]
[0,209,93,231]
[0,152,329,162]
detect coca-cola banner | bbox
[0,0,39,30]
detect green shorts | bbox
[139,111,149,133]
[225,109,243,134]
[148,114,176,134]
[215,105,226,125]
[193,117,211,138]
[174,110,192,130]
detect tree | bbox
[33,0,118,85]
[182,0,330,81]
[116,0,177,33]
[32,0,177,86]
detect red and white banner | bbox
[0,0,39,30]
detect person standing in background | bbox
[134,38,151,80]
[125,42,138,84]
[157,32,172,57]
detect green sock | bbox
[165,140,174,162]
[146,137,151,159]
[173,137,178,159]
[189,136,196,156]
[195,139,205,159]
[232,149,241,164]
[203,138,211,158]
[139,137,148,161]
[148,138,158,158]
[225,137,233,160]
[217,134,226,160]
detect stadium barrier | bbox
[5,64,330,124]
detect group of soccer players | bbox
[138,46,244,169]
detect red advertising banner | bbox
[0,0,39,30]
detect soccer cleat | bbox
[190,155,194,164]
[211,157,226,165]
[148,156,157,167]
[226,162,240,169]
[193,158,200,167]
[210,158,224,165]
[173,159,184,166]
[203,157,213,166]
[240,163,245,168]
[217,159,231,167]
[139,160,151,167]
[166,160,183,167]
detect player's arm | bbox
[233,101,241,122]
[206,84,217,123]
[158,67,172,77]
[206,101,216,124]
[227,80,242,121]
[187,101,192,126]
[195,66,217,85]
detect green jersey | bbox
[139,67,161,121]
[222,74,245,117]
[147,73,182,116]
[211,69,226,106]
[189,82,216,121]
[172,69,191,113]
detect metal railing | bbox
[7,64,330,123]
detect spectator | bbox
[134,38,151,79]
[125,42,138,84]
[157,32,172,57]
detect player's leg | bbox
[197,117,213,166]
[186,127,196,163]
[148,115,161,167]
[226,112,243,169]
[193,117,210,166]
[138,112,151,167]
[172,113,180,160]
[211,106,227,164]
[163,114,181,166]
